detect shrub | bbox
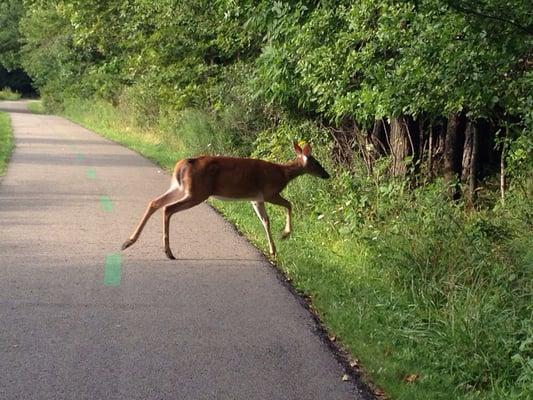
[0,87,21,100]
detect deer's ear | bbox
[293,142,303,155]
[303,143,311,157]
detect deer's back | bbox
[178,156,288,200]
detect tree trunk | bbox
[461,122,473,182]
[428,124,434,181]
[355,127,373,175]
[461,121,478,204]
[389,116,411,176]
[469,122,478,204]
[444,112,464,198]
[500,128,507,204]
[418,118,425,161]
[413,117,426,179]
[330,123,355,166]
[369,119,388,155]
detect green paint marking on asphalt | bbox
[100,195,114,212]
[104,253,122,286]
[86,168,96,179]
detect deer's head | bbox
[294,142,330,179]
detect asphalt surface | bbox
[0,100,365,399]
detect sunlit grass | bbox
[63,98,185,170]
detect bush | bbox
[368,184,532,398]
[0,87,21,100]
[166,108,253,157]
[118,82,162,129]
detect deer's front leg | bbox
[267,194,292,239]
[251,201,276,256]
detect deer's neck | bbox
[283,160,305,182]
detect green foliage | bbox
[370,185,532,396]
[15,1,532,125]
[0,0,23,70]
[253,0,532,122]
[168,108,252,157]
[19,2,81,109]
[507,131,533,183]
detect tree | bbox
[0,0,24,70]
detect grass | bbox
[59,96,532,400]
[0,88,22,101]
[26,100,46,114]
[62,98,185,169]
[2,99,47,175]
[0,112,14,176]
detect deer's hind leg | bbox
[251,201,276,256]
[122,183,184,251]
[163,195,207,259]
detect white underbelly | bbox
[211,193,265,202]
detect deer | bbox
[121,142,330,259]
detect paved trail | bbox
[0,101,366,399]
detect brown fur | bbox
[174,156,305,201]
[122,143,329,259]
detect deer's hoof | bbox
[122,239,134,250]
[280,231,291,240]
[165,249,176,260]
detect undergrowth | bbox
[26,100,45,114]
[60,96,532,400]
[0,88,21,101]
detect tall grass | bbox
[26,100,45,114]
[0,88,22,101]
[59,96,532,400]
[63,98,184,169]
[219,127,533,400]
[62,97,256,168]
[0,112,14,176]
